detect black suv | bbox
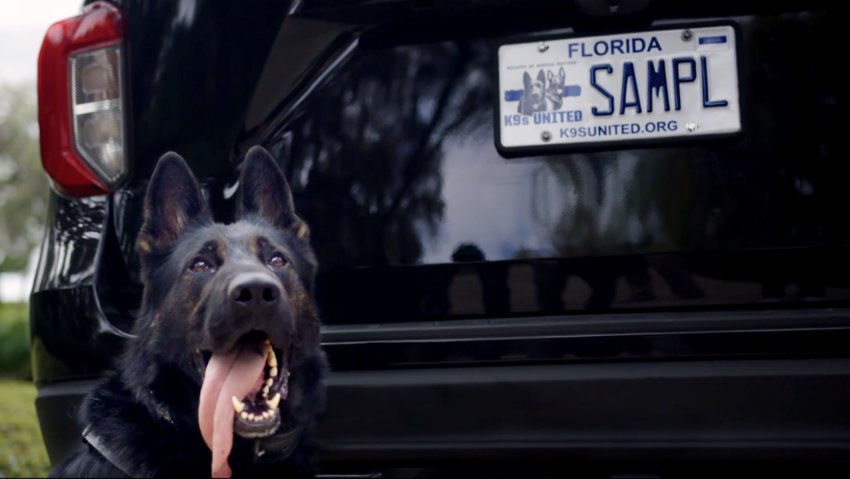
[32,1,850,477]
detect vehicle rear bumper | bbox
[35,379,100,466]
[317,358,850,462]
[37,358,850,472]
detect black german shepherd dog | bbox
[51,146,327,478]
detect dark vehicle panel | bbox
[31,0,850,474]
[276,9,849,321]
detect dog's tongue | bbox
[198,346,266,478]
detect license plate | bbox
[496,25,741,153]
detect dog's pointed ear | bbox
[523,71,532,89]
[537,69,546,84]
[236,146,308,239]
[137,152,210,254]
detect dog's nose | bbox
[228,273,282,310]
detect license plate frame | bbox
[494,23,743,156]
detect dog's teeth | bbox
[248,413,257,421]
[266,378,274,386]
[231,396,245,413]
[268,392,281,410]
[270,366,278,377]
[262,385,270,397]
[268,352,277,368]
[240,411,248,420]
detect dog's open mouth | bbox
[197,332,290,477]
[230,339,289,437]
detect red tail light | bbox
[38,1,128,197]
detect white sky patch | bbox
[0,271,33,302]
[0,0,82,84]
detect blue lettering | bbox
[672,57,696,111]
[700,56,728,108]
[611,39,624,55]
[569,36,664,58]
[529,110,585,124]
[590,64,615,116]
[503,114,527,126]
[648,36,662,53]
[594,41,609,56]
[647,59,670,113]
[620,62,642,114]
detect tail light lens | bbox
[38,1,127,197]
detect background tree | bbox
[0,82,47,273]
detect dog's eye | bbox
[189,258,211,273]
[268,253,287,269]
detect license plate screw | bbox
[541,131,552,142]
[682,29,693,41]
[686,122,698,132]
[537,41,549,52]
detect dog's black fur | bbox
[51,146,327,477]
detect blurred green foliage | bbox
[0,303,50,477]
[0,81,48,273]
[0,302,31,380]
[0,83,54,477]
[0,379,51,477]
